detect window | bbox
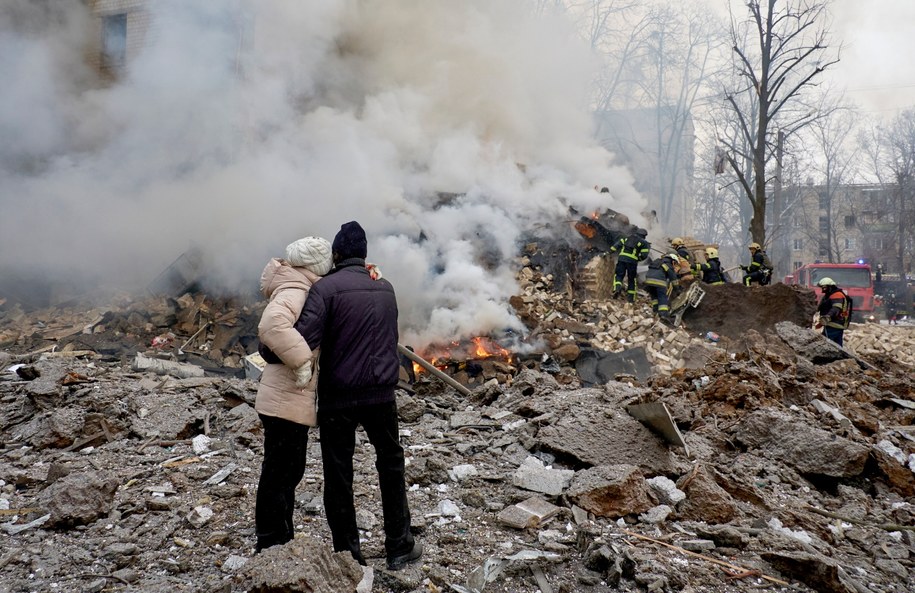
[793,261,803,270]
[102,14,127,71]
[818,244,828,257]
[818,192,829,209]
[844,215,856,229]
[871,237,885,250]
[792,238,804,251]
[819,216,829,233]
[844,238,856,250]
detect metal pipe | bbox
[398,344,472,397]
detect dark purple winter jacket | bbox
[294,258,400,410]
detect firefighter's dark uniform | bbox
[675,246,691,264]
[644,255,679,318]
[609,233,650,302]
[818,286,852,346]
[697,258,726,285]
[742,251,770,286]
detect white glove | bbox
[294,363,313,387]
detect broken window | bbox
[102,13,127,72]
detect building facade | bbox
[783,183,902,275]
[85,0,151,78]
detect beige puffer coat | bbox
[254,258,321,426]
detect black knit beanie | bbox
[332,221,368,259]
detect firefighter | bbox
[740,242,771,286]
[670,237,691,263]
[815,277,852,346]
[886,291,898,325]
[696,247,726,285]
[644,253,680,321]
[671,237,699,282]
[609,227,650,302]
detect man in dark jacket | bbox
[295,221,421,571]
[609,227,650,302]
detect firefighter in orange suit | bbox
[815,277,852,346]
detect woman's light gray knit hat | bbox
[285,236,333,276]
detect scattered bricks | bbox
[496,496,561,529]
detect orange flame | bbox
[574,221,596,239]
[471,336,513,363]
[413,337,513,372]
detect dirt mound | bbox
[682,283,817,339]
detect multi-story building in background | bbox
[782,183,906,277]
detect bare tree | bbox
[789,102,858,263]
[718,0,839,247]
[636,3,727,227]
[585,1,727,235]
[858,110,915,277]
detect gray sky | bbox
[830,0,915,116]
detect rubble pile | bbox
[513,262,698,374]
[1,266,915,593]
[0,292,263,374]
[845,324,915,368]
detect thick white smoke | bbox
[0,0,645,347]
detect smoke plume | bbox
[0,0,645,346]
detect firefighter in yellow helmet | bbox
[740,242,772,286]
[644,253,681,321]
[696,247,727,285]
[670,237,691,264]
[815,277,852,346]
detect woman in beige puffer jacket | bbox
[254,236,332,552]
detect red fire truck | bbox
[785,263,875,321]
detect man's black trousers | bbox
[318,401,413,565]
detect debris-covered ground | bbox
[1,263,914,593]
